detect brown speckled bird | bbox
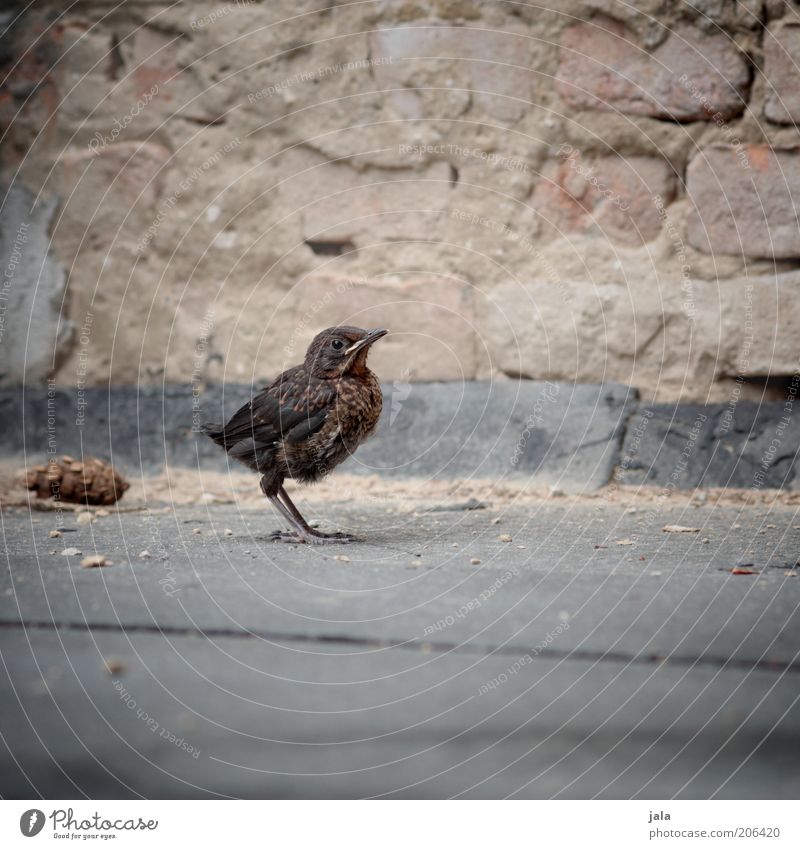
[204,326,388,544]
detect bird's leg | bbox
[266,492,356,545]
[277,486,357,542]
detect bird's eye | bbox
[331,339,344,350]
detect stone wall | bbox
[1,0,799,402]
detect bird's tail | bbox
[201,422,228,447]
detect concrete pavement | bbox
[1,495,799,798]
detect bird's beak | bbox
[345,328,389,355]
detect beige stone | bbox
[283,273,481,381]
[764,21,800,124]
[483,270,800,403]
[687,145,800,259]
[532,150,676,245]
[555,19,750,121]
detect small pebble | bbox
[470,557,481,565]
[76,512,94,525]
[498,534,512,543]
[61,547,82,557]
[103,657,127,676]
[491,517,502,525]
[138,550,151,559]
[702,538,710,544]
[224,528,234,536]
[192,528,202,535]
[49,529,61,538]
[334,555,350,562]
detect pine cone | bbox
[18,455,129,505]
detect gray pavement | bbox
[1,497,800,798]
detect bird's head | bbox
[304,326,389,378]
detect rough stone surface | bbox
[484,270,800,403]
[0,381,637,493]
[370,21,539,122]
[284,273,481,381]
[555,19,750,121]
[0,183,70,385]
[617,400,800,490]
[341,380,636,492]
[687,145,800,259]
[764,21,800,125]
[532,150,677,244]
[1,501,800,797]
[0,2,796,403]
[3,378,798,491]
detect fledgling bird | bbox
[204,326,388,544]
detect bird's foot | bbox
[268,530,305,544]
[311,531,359,544]
[268,529,358,545]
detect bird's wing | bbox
[218,367,335,450]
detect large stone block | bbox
[555,19,749,121]
[0,183,69,385]
[291,155,453,245]
[483,271,800,402]
[283,273,480,381]
[686,145,800,259]
[616,400,800,490]
[342,380,636,493]
[532,149,676,244]
[764,21,800,125]
[370,21,536,122]
[55,142,171,250]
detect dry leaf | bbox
[80,554,113,568]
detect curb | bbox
[0,383,796,491]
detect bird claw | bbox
[268,530,358,545]
[268,531,305,544]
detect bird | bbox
[203,326,388,544]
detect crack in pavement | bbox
[1,619,798,676]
